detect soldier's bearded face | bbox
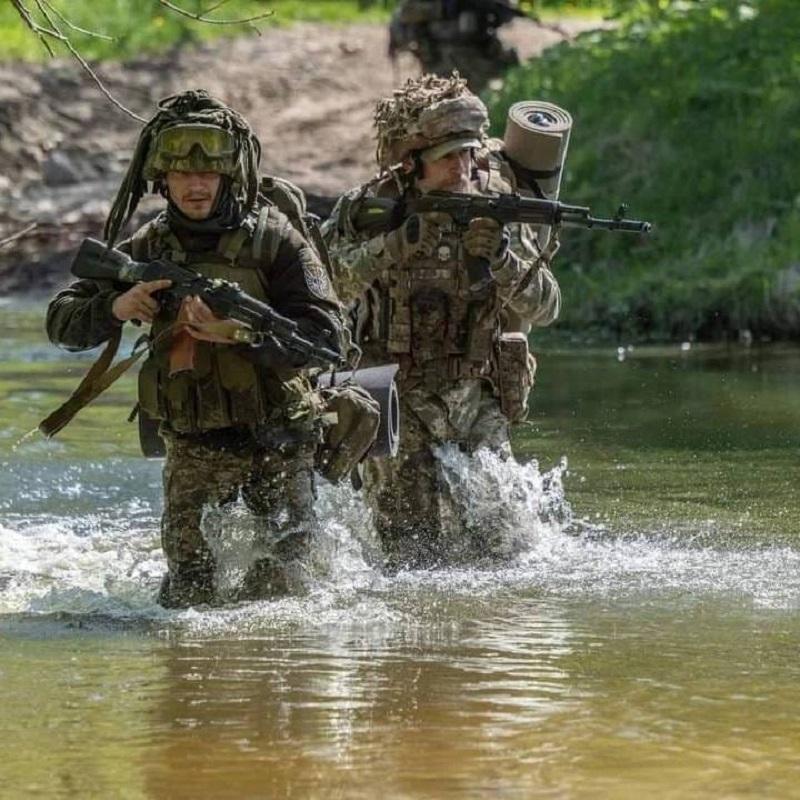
[166,171,223,219]
[418,149,473,193]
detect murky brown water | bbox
[2,306,799,798]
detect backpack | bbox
[253,175,334,276]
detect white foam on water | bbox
[0,471,386,629]
[388,449,800,611]
[0,515,163,615]
[434,444,571,562]
[2,450,799,630]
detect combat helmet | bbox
[374,72,489,170]
[104,90,262,245]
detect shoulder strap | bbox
[130,214,168,261]
[252,205,272,262]
[218,227,250,263]
[251,204,285,266]
[38,328,147,438]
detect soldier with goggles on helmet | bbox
[47,90,345,608]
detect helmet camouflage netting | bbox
[374,72,489,169]
[104,89,262,245]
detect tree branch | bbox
[0,223,38,250]
[40,0,114,41]
[7,0,276,122]
[157,0,273,26]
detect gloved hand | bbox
[462,217,510,269]
[383,212,450,262]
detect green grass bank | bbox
[487,0,800,341]
[0,1,391,62]
[0,0,603,62]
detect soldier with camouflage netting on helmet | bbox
[322,73,560,569]
[46,90,345,608]
[389,0,521,91]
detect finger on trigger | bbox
[144,279,172,295]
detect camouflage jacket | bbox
[47,207,345,433]
[47,209,343,354]
[321,159,561,357]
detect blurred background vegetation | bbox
[488,0,800,341]
[2,0,797,342]
[0,0,606,62]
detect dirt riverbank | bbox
[0,18,594,293]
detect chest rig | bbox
[382,157,515,390]
[133,210,308,434]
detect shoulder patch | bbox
[301,253,333,299]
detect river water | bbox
[1,302,799,799]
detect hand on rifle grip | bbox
[463,217,509,269]
[384,212,450,262]
[180,296,241,344]
[111,279,172,323]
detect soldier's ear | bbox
[470,148,480,182]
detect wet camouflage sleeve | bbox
[493,222,561,328]
[45,240,133,351]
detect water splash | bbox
[2,448,799,628]
[11,427,40,453]
[433,445,571,563]
[200,479,382,603]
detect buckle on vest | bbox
[447,356,461,380]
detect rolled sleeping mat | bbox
[503,100,572,201]
[317,363,400,458]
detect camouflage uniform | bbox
[47,91,344,607]
[390,0,521,91]
[323,76,560,569]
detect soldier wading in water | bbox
[46,91,345,608]
[323,74,561,569]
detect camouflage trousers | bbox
[159,428,316,606]
[362,378,511,570]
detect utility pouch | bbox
[315,382,380,484]
[497,332,537,423]
[410,288,449,359]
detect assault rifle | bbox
[71,238,342,369]
[351,190,651,292]
[352,191,653,237]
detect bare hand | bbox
[180,296,241,344]
[111,279,172,323]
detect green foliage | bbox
[0,0,391,62]
[0,0,616,61]
[487,0,800,340]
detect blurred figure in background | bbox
[389,0,522,90]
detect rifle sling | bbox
[39,326,172,438]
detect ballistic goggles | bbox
[143,124,238,178]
